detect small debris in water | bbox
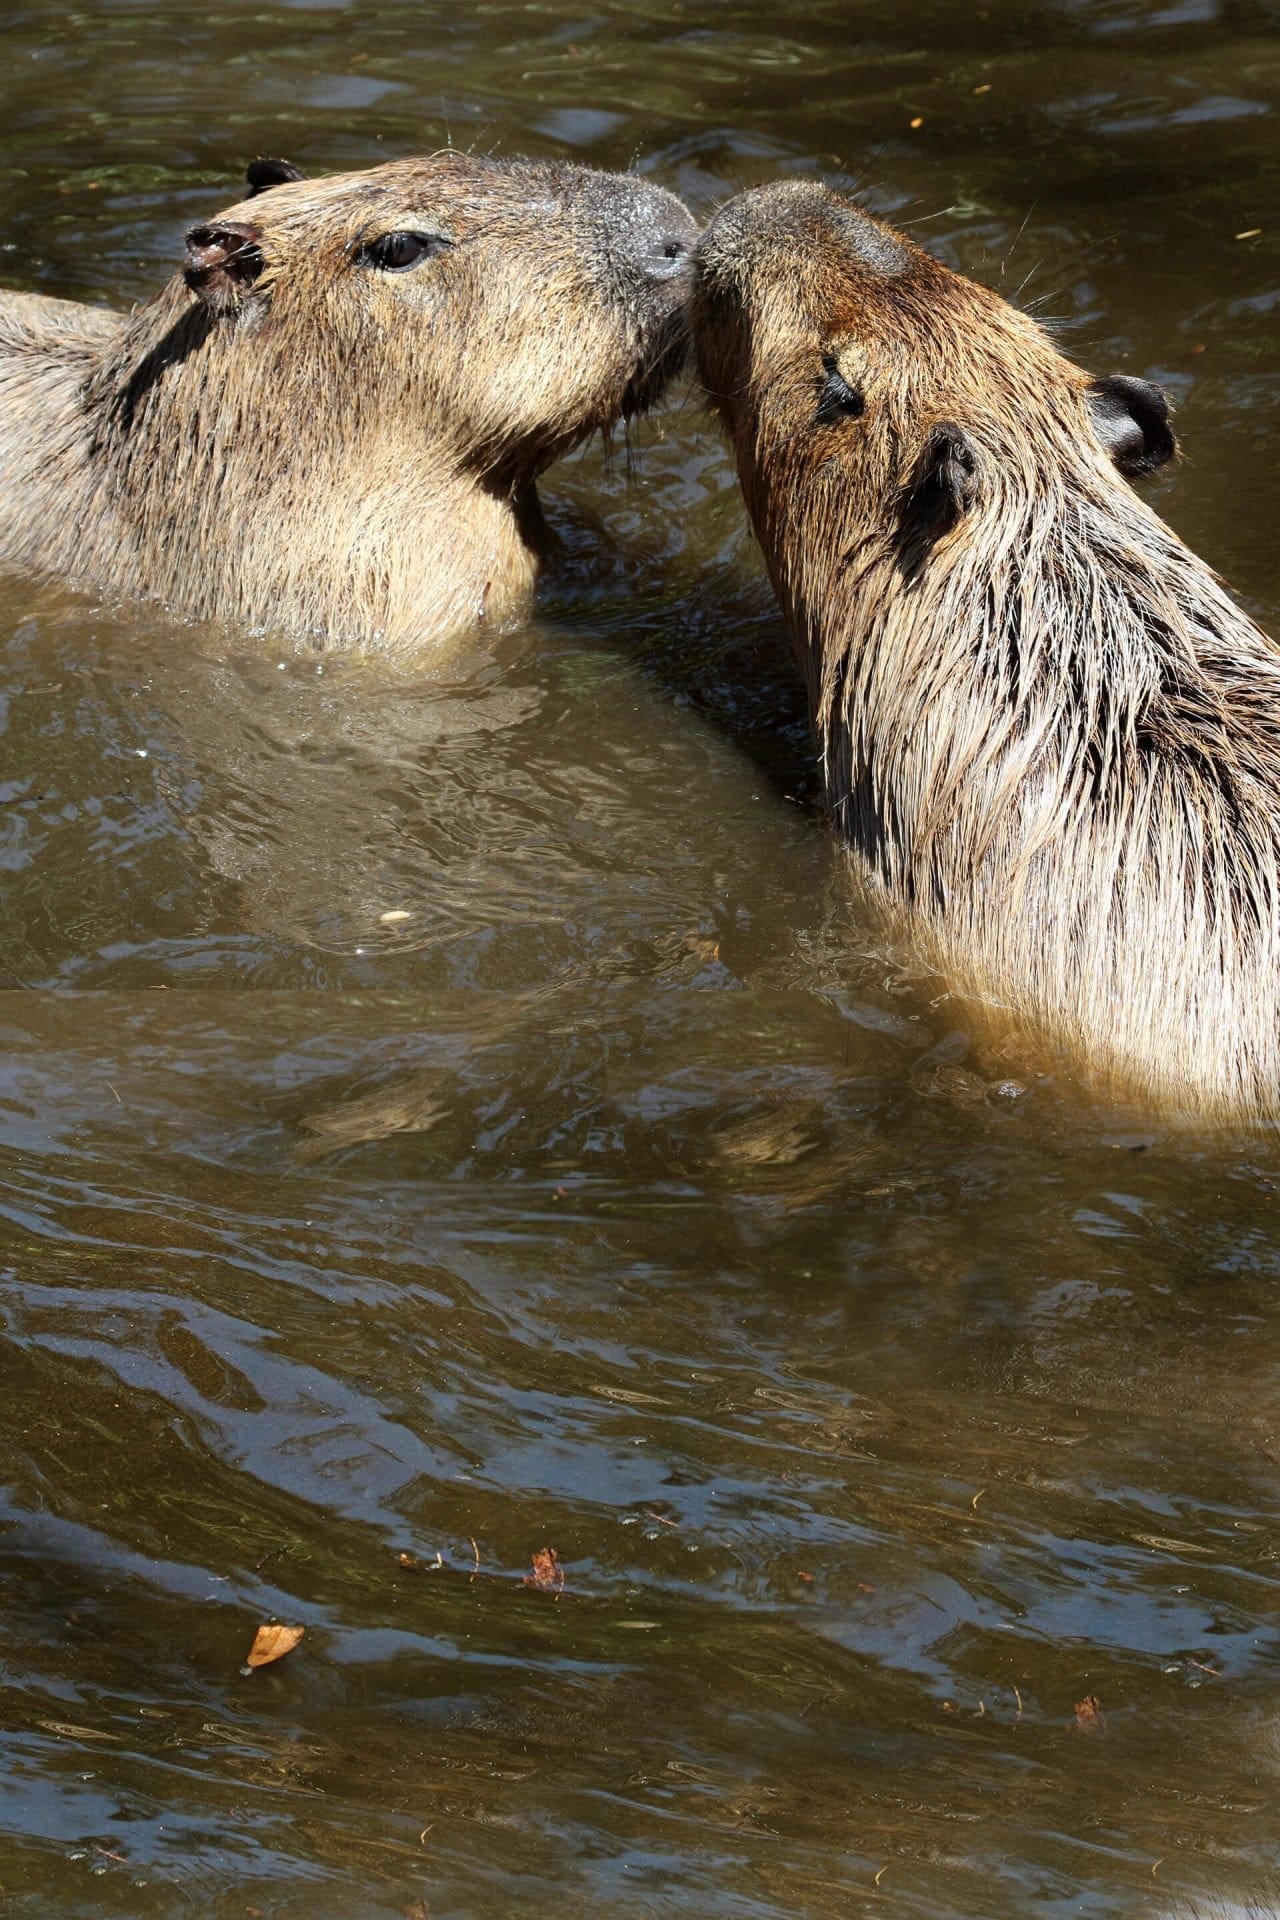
[523,1547,564,1593]
[379,909,412,924]
[243,1622,304,1671]
[910,115,924,128]
[1235,227,1261,239]
[1074,1693,1103,1733]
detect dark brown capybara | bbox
[0,153,696,650]
[694,180,1280,1117]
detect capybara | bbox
[694,181,1280,1117]
[0,154,696,650]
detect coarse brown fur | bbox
[0,154,695,651]
[694,180,1280,1118]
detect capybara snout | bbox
[694,180,1280,1116]
[0,153,697,648]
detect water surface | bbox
[0,3,1279,1915]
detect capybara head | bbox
[164,152,696,484]
[694,180,1175,662]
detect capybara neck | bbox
[0,154,696,650]
[695,180,1280,1118]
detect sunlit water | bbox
[1,3,1279,1915]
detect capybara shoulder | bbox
[694,181,1280,1117]
[0,154,696,649]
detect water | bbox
[1,2,1279,1915]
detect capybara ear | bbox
[895,421,979,578]
[183,221,265,312]
[1087,374,1177,478]
[244,157,306,198]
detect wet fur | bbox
[0,155,693,651]
[695,183,1280,1117]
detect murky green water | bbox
[1,2,1279,1915]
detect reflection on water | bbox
[0,1,1278,1915]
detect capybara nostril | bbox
[647,231,692,280]
[0,150,696,652]
[692,178,1280,1118]
[582,173,699,294]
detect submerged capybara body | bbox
[0,154,695,650]
[694,181,1280,1117]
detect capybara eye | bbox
[358,230,452,272]
[816,353,865,424]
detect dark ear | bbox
[894,421,978,580]
[183,221,265,311]
[245,157,305,198]
[1088,374,1176,478]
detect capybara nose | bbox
[626,202,698,287]
[645,228,694,282]
[581,172,698,294]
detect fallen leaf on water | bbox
[523,1547,564,1593]
[1074,1693,1103,1733]
[245,1623,305,1669]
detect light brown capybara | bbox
[0,154,696,650]
[694,180,1280,1117]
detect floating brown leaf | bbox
[523,1547,564,1593]
[245,1622,305,1669]
[1074,1693,1103,1733]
